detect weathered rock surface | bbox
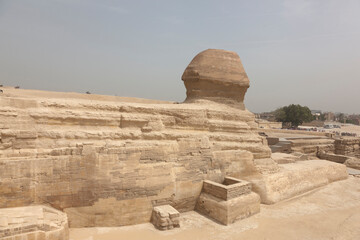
[196,177,260,225]
[0,205,68,240]
[335,138,360,156]
[290,137,335,154]
[69,177,360,240]
[248,160,348,204]
[0,50,270,227]
[182,49,249,110]
[344,157,360,170]
[0,49,350,229]
[271,152,311,164]
[0,95,269,227]
[151,205,180,230]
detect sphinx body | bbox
[0,49,347,228]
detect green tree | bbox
[275,104,314,128]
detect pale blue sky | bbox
[0,0,359,113]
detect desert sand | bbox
[0,85,172,104]
[336,124,360,135]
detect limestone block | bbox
[271,152,311,164]
[202,178,251,201]
[289,138,335,155]
[211,150,258,178]
[317,151,348,163]
[196,192,260,225]
[248,160,348,204]
[335,138,360,155]
[16,130,38,139]
[0,217,8,227]
[345,157,360,170]
[0,205,68,240]
[196,176,259,225]
[253,158,280,174]
[151,205,180,230]
[12,139,36,149]
[1,130,17,137]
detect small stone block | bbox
[151,205,180,230]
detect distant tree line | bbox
[275,104,314,128]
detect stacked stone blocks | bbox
[202,177,251,201]
[335,138,360,156]
[151,205,180,230]
[0,205,68,240]
[196,177,260,225]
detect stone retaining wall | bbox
[0,206,68,240]
[0,96,270,227]
[335,138,360,156]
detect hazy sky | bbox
[0,0,359,114]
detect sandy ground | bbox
[70,176,360,240]
[266,132,327,139]
[300,124,360,136]
[0,86,173,104]
[265,124,360,139]
[331,124,360,136]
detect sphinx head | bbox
[182,49,250,110]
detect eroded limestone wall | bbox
[0,95,270,227]
[0,205,68,240]
[335,138,360,156]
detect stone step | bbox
[270,141,292,153]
